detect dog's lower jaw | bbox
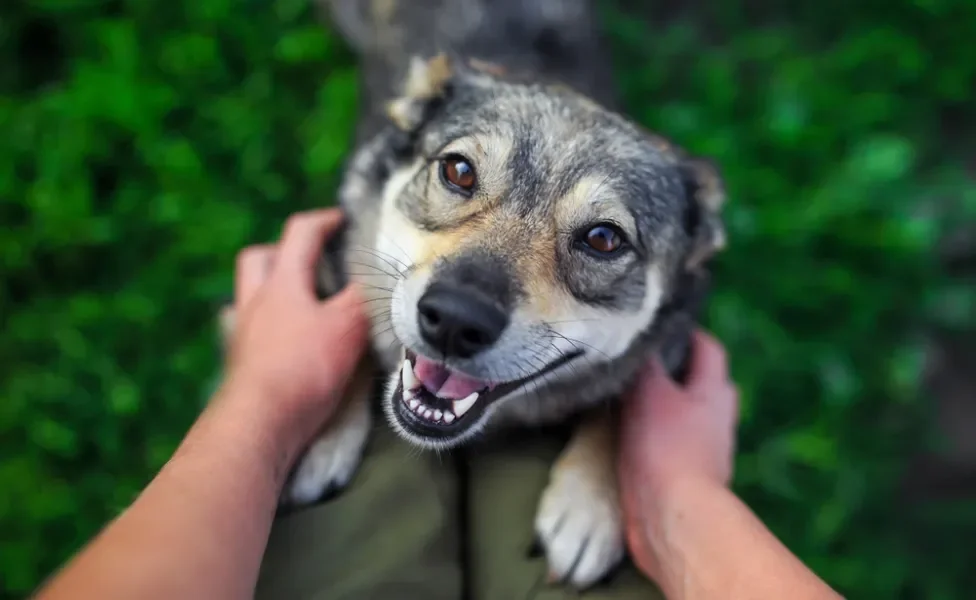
[382,369,492,451]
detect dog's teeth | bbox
[434,410,443,421]
[423,408,434,419]
[401,359,416,390]
[408,398,420,410]
[453,392,478,418]
[443,412,456,424]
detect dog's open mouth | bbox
[392,348,583,438]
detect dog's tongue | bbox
[413,355,486,400]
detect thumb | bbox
[630,354,679,402]
[320,283,370,340]
[316,283,371,376]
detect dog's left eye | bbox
[439,154,477,195]
[585,225,624,254]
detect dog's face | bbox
[363,56,725,449]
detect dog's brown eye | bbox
[440,155,476,194]
[586,225,622,253]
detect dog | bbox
[219,0,727,589]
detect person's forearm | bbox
[644,476,843,600]
[35,383,297,600]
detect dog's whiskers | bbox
[359,296,393,306]
[544,328,610,361]
[370,233,413,271]
[344,260,402,280]
[347,245,409,276]
[354,283,396,294]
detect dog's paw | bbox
[281,397,371,507]
[534,463,626,589]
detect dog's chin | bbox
[388,347,582,448]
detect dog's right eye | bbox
[439,154,477,196]
[586,225,622,253]
[575,222,629,258]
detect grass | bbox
[2,0,975,597]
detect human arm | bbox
[617,330,843,600]
[34,208,369,600]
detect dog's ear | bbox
[385,53,456,131]
[679,157,727,270]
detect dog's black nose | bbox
[417,283,508,358]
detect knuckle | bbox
[236,244,273,270]
[708,335,727,360]
[236,245,261,267]
[283,211,313,236]
[281,208,342,243]
[702,336,727,367]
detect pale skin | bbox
[34,208,842,600]
[34,209,370,600]
[618,331,843,600]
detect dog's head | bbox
[349,55,726,448]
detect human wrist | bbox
[632,472,728,586]
[207,375,308,479]
[647,471,727,533]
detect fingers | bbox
[628,328,730,407]
[274,208,345,287]
[321,283,368,323]
[636,355,679,397]
[622,356,678,424]
[235,244,276,307]
[315,284,371,388]
[684,329,729,389]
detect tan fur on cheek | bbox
[376,184,486,273]
[416,225,481,267]
[377,207,430,271]
[528,286,584,323]
[520,267,579,324]
[373,161,431,271]
[513,227,561,309]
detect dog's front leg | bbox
[280,356,374,506]
[218,302,374,508]
[535,410,625,589]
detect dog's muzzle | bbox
[391,348,584,440]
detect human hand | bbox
[219,208,369,454]
[617,329,739,580]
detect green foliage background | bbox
[2,0,975,597]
